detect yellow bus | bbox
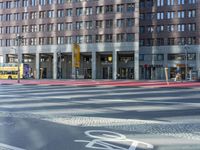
[0,63,25,79]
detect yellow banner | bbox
[73,43,80,68]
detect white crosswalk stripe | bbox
[0,85,200,143]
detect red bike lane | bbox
[0,79,200,88]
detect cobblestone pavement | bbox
[0,85,200,150]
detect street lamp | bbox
[16,34,23,83]
[184,44,189,80]
[57,49,62,79]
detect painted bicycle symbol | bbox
[75,130,154,150]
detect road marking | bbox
[0,143,26,150]
[75,130,154,150]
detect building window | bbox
[39,37,45,45]
[66,36,72,44]
[147,25,154,32]
[126,18,134,27]
[139,40,145,46]
[57,0,64,4]
[140,13,145,20]
[22,12,29,20]
[127,34,134,42]
[105,20,113,28]
[178,37,186,45]
[29,38,37,45]
[167,38,175,45]
[188,10,196,18]
[14,0,20,8]
[22,25,28,33]
[66,22,73,30]
[105,5,113,13]
[156,25,164,32]
[96,35,103,43]
[157,12,164,20]
[76,35,84,44]
[178,11,185,18]
[47,24,54,31]
[157,0,164,6]
[167,11,174,19]
[47,0,54,4]
[47,10,54,18]
[96,20,103,28]
[22,0,28,7]
[39,24,45,32]
[96,6,104,14]
[57,9,64,18]
[76,8,83,16]
[178,0,185,5]
[167,0,174,5]
[30,12,37,19]
[117,4,124,12]
[116,34,125,42]
[177,24,185,32]
[105,34,113,42]
[127,3,135,12]
[47,37,53,45]
[57,36,64,44]
[156,38,164,46]
[146,0,154,7]
[116,19,125,28]
[167,24,175,32]
[139,26,145,33]
[31,0,36,6]
[57,23,64,31]
[146,38,154,46]
[30,25,37,32]
[188,23,196,31]
[85,21,93,29]
[85,7,93,15]
[85,35,93,43]
[188,37,196,45]
[189,0,196,4]
[39,0,46,5]
[39,11,46,18]
[76,21,83,30]
[66,8,73,16]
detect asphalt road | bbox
[0,85,200,150]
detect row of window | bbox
[0,34,135,46]
[140,0,196,8]
[140,23,196,33]
[140,53,196,61]
[140,37,196,46]
[1,0,99,8]
[0,19,135,34]
[0,1,135,13]
[140,9,196,20]
[0,4,135,21]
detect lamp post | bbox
[184,45,189,80]
[16,34,23,83]
[57,49,62,79]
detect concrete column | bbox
[36,53,40,79]
[134,51,139,80]
[92,51,96,80]
[53,52,58,79]
[112,50,117,80]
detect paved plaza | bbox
[0,84,200,150]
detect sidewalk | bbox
[0,79,200,88]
